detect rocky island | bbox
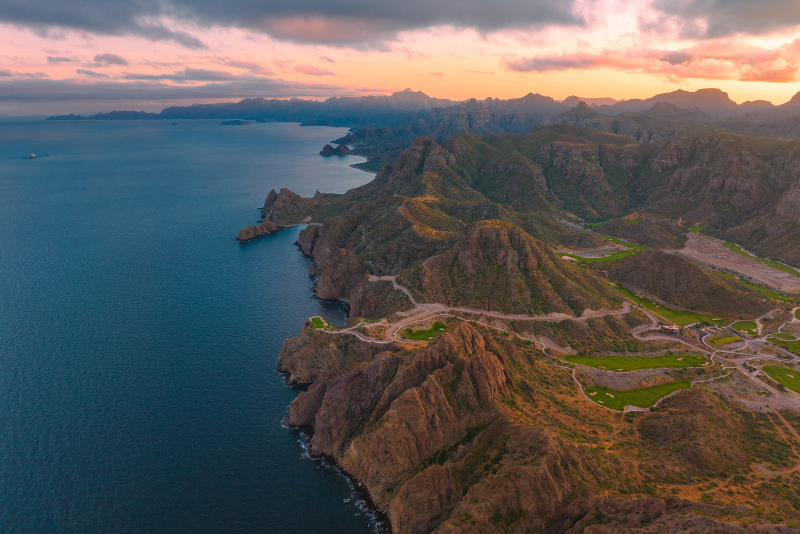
[245,124,800,533]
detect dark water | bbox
[0,120,380,533]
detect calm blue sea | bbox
[0,119,380,533]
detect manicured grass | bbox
[711,271,796,303]
[722,242,800,278]
[584,380,692,411]
[731,320,758,336]
[403,321,447,341]
[565,353,707,371]
[768,337,800,356]
[625,218,643,224]
[709,335,742,346]
[615,285,727,326]
[690,225,707,234]
[310,316,335,330]
[772,333,796,340]
[762,365,800,394]
[586,221,605,228]
[556,237,646,263]
[796,308,800,320]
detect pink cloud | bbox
[503,38,800,83]
[294,64,335,76]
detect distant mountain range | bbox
[48,87,800,124]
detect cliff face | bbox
[281,321,638,533]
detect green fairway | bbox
[615,285,727,326]
[762,365,800,394]
[772,333,796,340]
[690,225,707,234]
[731,321,758,336]
[566,353,707,371]
[556,237,646,263]
[709,335,742,346]
[403,321,447,341]
[310,316,334,330]
[584,380,692,411]
[768,337,800,356]
[586,222,605,228]
[711,271,796,303]
[722,242,800,278]
[796,309,800,320]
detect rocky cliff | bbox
[279,319,798,533]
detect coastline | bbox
[276,239,387,530]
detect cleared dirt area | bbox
[679,233,800,294]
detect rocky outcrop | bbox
[236,220,278,241]
[320,143,353,156]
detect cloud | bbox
[220,58,273,74]
[294,65,334,76]
[0,69,13,77]
[273,60,294,68]
[504,52,639,72]
[0,0,584,47]
[649,0,800,39]
[89,53,129,66]
[429,71,444,76]
[503,40,800,83]
[320,56,336,63]
[47,55,77,63]
[121,68,240,82]
[76,68,111,78]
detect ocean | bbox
[0,119,381,533]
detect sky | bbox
[2,0,800,114]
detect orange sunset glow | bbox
[2,0,800,113]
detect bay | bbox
[0,119,379,533]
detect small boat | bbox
[26,154,36,159]
[172,123,178,126]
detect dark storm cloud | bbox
[650,0,800,38]
[0,0,584,47]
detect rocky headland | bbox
[244,126,800,532]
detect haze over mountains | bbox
[48,87,800,124]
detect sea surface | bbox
[0,119,380,533]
